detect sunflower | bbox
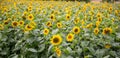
[57,22,62,28]
[46,21,52,27]
[105,43,111,49]
[23,28,28,33]
[25,24,33,31]
[84,15,87,20]
[0,24,4,30]
[50,14,55,21]
[74,17,80,24]
[27,6,32,11]
[43,28,49,35]
[3,7,7,12]
[7,18,11,21]
[102,28,112,35]
[12,21,18,27]
[86,23,93,29]
[30,21,36,28]
[90,16,93,20]
[96,12,101,18]
[115,10,118,15]
[89,10,94,16]
[28,14,34,20]
[22,11,27,19]
[19,20,24,26]
[96,21,100,27]
[66,10,71,14]
[81,20,85,25]
[112,18,114,23]
[23,11,27,16]
[50,34,62,45]
[66,33,74,42]
[66,14,70,20]
[55,47,61,57]
[106,14,109,18]
[72,26,80,34]
[97,17,102,22]
[109,7,112,11]
[94,28,99,35]
[3,20,9,25]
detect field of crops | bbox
[0,0,120,58]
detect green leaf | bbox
[52,29,59,34]
[95,49,105,58]
[0,33,2,39]
[48,45,53,56]
[88,47,95,55]
[103,55,110,58]
[109,51,117,57]
[38,44,45,52]
[76,47,82,55]
[12,55,18,58]
[116,33,120,38]
[27,48,37,52]
[81,41,89,47]
[67,47,72,54]
[67,56,73,58]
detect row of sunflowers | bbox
[0,0,120,58]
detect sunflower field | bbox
[0,0,120,58]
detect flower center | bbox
[13,22,18,26]
[74,28,78,32]
[68,35,72,39]
[53,37,59,43]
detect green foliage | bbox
[0,0,120,58]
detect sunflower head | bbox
[96,12,101,18]
[7,18,11,21]
[102,28,112,35]
[28,14,34,20]
[66,14,70,20]
[23,11,27,16]
[105,43,111,49]
[0,24,4,30]
[57,22,62,28]
[55,47,61,57]
[81,20,85,25]
[19,20,24,26]
[72,26,80,34]
[12,21,18,27]
[50,14,55,21]
[3,7,8,12]
[86,23,93,29]
[84,15,87,20]
[30,21,36,27]
[4,20,9,25]
[96,21,100,27]
[46,21,52,27]
[97,17,102,22]
[109,7,112,11]
[66,33,74,42]
[43,28,49,35]
[112,18,114,23]
[90,16,93,20]
[94,28,99,35]
[115,10,118,15]
[27,6,32,11]
[25,24,34,31]
[74,17,80,24]
[50,34,62,45]
[89,11,94,15]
